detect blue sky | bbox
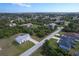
[0,3,79,13]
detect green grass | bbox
[31,35,43,42]
[15,41,34,56]
[59,32,65,35]
[32,24,40,29]
[0,34,34,56]
[31,39,58,56]
[31,47,43,56]
[48,39,58,49]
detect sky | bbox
[0,3,79,13]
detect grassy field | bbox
[31,39,58,56]
[0,34,34,56]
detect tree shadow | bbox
[12,41,19,46]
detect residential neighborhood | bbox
[0,3,79,56]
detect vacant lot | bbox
[31,35,43,42]
[0,34,34,56]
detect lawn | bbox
[48,39,58,49]
[31,35,43,42]
[0,34,34,56]
[31,31,56,42]
[59,32,65,35]
[31,39,58,56]
[32,24,40,29]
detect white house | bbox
[48,23,56,29]
[15,34,31,44]
[10,20,14,23]
[9,23,16,27]
[19,23,33,28]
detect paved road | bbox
[20,27,63,56]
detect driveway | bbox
[29,39,39,44]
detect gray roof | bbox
[49,23,56,26]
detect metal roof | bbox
[59,35,79,50]
[15,34,30,44]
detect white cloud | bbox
[15,3,31,7]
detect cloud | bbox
[15,3,31,7]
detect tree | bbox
[41,40,57,56]
[41,40,69,56]
[63,21,79,32]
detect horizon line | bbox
[1,12,79,13]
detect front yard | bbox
[0,34,34,56]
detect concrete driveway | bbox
[29,39,39,44]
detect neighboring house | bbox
[9,23,16,27]
[48,23,56,29]
[55,19,64,24]
[17,17,25,22]
[10,20,14,23]
[8,20,16,27]
[72,16,79,20]
[15,34,32,44]
[58,35,78,51]
[19,23,33,28]
[55,16,64,24]
[42,16,49,19]
[64,21,70,26]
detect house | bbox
[72,16,79,20]
[26,23,33,28]
[17,17,25,22]
[55,19,64,24]
[10,20,14,23]
[43,16,49,19]
[15,34,32,44]
[9,23,16,27]
[55,16,64,24]
[58,35,78,51]
[19,23,33,28]
[48,23,56,29]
